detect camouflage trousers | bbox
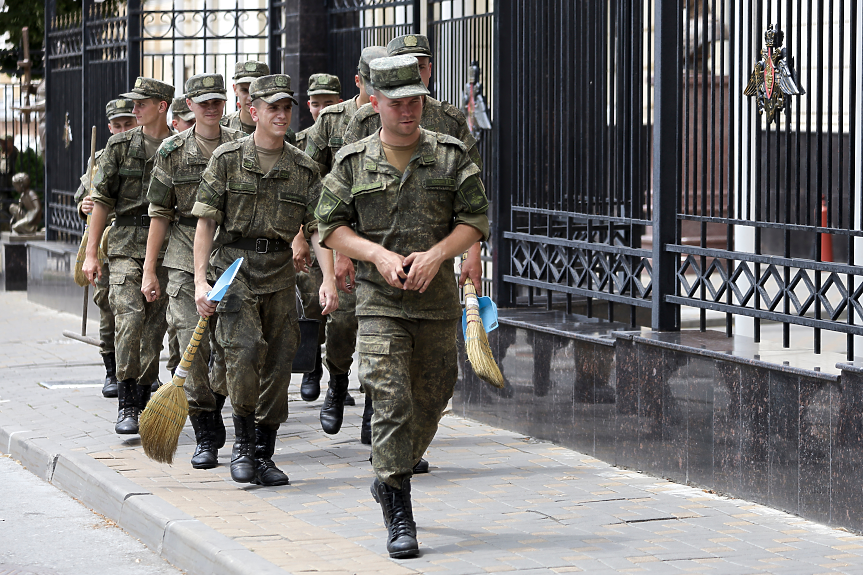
[296,253,358,376]
[165,324,180,375]
[166,268,221,417]
[108,256,169,385]
[215,280,299,428]
[358,316,458,488]
[93,258,115,356]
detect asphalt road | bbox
[0,454,182,575]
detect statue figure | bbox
[9,172,42,234]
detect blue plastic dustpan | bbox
[462,295,499,338]
[206,257,243,302]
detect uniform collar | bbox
[365,128,437,175]
[127,127,147,160]
[240,134,290,176]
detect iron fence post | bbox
[493,2,513,307]
[651,0,681,331]
[127,0,140,87]
[268,0,281,73]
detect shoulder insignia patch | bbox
[334,141,366,163]
[213,139,245,157]
[320,103,345,116]
[442,102,467,124]
[158,135,183,157]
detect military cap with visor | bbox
[387,34,432,59]
[249,74,299,105]
[370,55,430,99]
[233,61,270,85]
[357,46,388,96]
[307,73,341,96]
[106,98,136,120]
[121,77,175,102]
[171,97,195,122]
[185,73,228,103]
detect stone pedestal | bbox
[1,231,45,291]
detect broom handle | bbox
[86,126,96,227]
[172,316,210,383]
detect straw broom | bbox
[74,126,98,287]
[139,316,208,464]
[463,276,504,388]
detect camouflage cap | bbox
[387,34,432,59]
[185,73,228,103]
[171,97,195,122]
[249,74,299,105]
[370,55,430,99]
[106,98,136,120]
[307,73,341,96]
[233,60,270,85]
[121,77,175,102]
[357,46,388,96]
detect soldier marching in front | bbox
[192,74,339,486]
[74,98,137,398]
[83,78,175,435]
[342,35,486,466]
[143,73,244,470]
[316,56,489,558]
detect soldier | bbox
[222,61,297,147]
[291,71,355,408]
[82,77,175,435]
[191,74,339,486]
[171,96,196,132]
[143,73,243,469]
[343,35,486,458]
[316,55,489,558]
[75,98,138,398]
[300,48,387,436]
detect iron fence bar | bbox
[652,0,680,331]
[127,0,140,85]
[666,245,863,276]
[506,276,652,309]
[505,232,652,259]
[678,215,863,237]
[494,0,512,306]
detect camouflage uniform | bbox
[148,75,244,418]
[221,61,297,145]
[91,81,175,389]
[192,85,318,429]
[317,113,490,493]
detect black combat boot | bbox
[150,378,163,393]
[371,478,419,558]
[319,372,350,434]
[136,382,152,413]
[360,393,373,445]
[115,379,139,434]
[101,353,118,398]
[189,412,219,469]
[213,393,227,449]
[344,390,356,406]
[230,413,256,483]
[254,426,290,486]
[300,346,322,401]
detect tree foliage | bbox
[0,0,80,76]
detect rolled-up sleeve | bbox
[90,144,119,209]
[452,154,490,241]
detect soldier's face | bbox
[108,116,136,135]
[133,98,166,126]
[307,94,341,122]
[371,93,422,138]
[234,83,252,114]
[188,98,225,128]
[416,57,432,88]
[173,117,196,132]
[250,100,292,138]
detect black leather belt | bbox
[225,237,290,254]
[114,215,151,227]
[176,216,197,227]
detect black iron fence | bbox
[326,0,419,103]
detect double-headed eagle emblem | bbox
[744,25,805,124]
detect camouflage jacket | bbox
[221,111,298,146]
[342,96,482,169]
[191,136,322,295]
[147,126,244,274]
[91,126,171,259]
[293,125,311,154]
[304,96,361,176]
[74,150,115,222]
[316,128,489,320]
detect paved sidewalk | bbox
[2,291,863,575]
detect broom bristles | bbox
[73,228,90,287]
[463,279,505,388]
[139,316,210,464]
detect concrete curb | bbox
[0,425,290,575]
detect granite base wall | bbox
[453,311,863,533]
